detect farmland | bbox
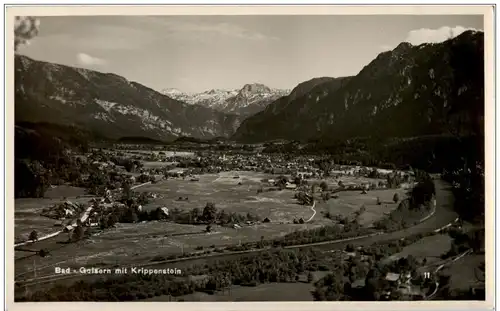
[16,150,404,282]
[14,144,471,303]
[15,166,399,278]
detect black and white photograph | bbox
[8,4,493,307]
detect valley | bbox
[13,15,486,303]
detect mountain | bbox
[15,55,242,141]
[161,83,290,117]
[232,31,484,143]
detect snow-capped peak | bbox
[161,84,290,117]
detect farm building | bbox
[385,272,401,283]
[63,224,75,232]
[167,168,187,178]
[160,207,169,216]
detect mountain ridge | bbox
[232,30,484,143]
[15,54,242,141]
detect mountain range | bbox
[162,84,290,117]
[233,30,484,143]
[14,30,484,144]
[15,55,241,141]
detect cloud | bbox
[379,25,479,52]
[76,52,106,66]
[145,17,278,42]
[404,26,479,45]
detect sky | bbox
[17,15,483,93]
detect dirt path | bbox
[304,201,316,223]
[131,181,152,190]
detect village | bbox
[15,144,482,303]
[17,146,416,244]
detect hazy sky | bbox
[18,15,483,93]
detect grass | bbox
[13,170,414,284]
[147,281,316,302]
[138,171,322,224]
[320,187,408,226]
[381,233,453,266]
[146,270,331,302]
[15,186,94,241]
[443,254,485,291]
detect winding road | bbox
[15,179,458,289]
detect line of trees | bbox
[17,230,440,302]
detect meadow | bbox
[14,168,408,283]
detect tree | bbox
[218,209,230,225]
[296,192,313,205]
[393,193,400,203]
[202,202,217,224]
[307,272,314,283]
[15,159,50,198]
[29,230,38,241]
[190,208,201,223]
[206,225,212,233]
[319,181,329,192]
[108,214,119,227]
[15,17,40,51]
[124,208,139,223]
[276,176,288,190]
[38,248,49,257]
[71,226,84,242]
[311,183,319,193]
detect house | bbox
[341,251,357,260]
[63,224,75,232]
[160,207,169,217]
[385,272,401,284]
[167,168,187,178]
[65,209,74,217]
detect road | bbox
[16,179,458,291]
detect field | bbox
[138,171,321,224]
[443,254,485,291]
[146,271,330,301]
[381,233,453,266]
[14,186,94,241]
[14,169,409,280]
[319,187,407,226]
